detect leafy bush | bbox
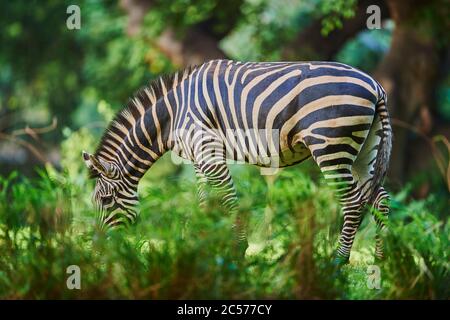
[0,163,448,299]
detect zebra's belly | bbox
[172,137,311,168]
[247,142,311,168]
[278,143,311,167]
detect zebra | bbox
[83,59,392,264]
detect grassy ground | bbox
[0,157,448,299]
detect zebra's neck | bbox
[95,85,181,186]
[116,95,175,184]
[94,66,198,186]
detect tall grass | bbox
[0,163,448,299]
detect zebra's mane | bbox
[93,65,197,163]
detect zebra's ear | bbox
[82,151,113,177]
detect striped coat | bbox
[83,59,392,263]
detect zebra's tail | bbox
[368,90,392,206]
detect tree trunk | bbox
[119,0,227,67]
[375,0,444,186]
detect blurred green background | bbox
[0,0,448,299]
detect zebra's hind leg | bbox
[372,187,390,261]
[336,185,365,265]
[321,165,365,265]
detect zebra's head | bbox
[82,151,139,230]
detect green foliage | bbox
[0,166,447,299]
[381,197,449,299]
[317,0,357,36]
[335,22,393,72]
[0,171,72,236]
[0,0,169,140]
[437,76,450,121]
[220,0,361,60]
[78,0,172,105]
[0,0,83,131]
[145,0,243,36]
[221,0,314,60]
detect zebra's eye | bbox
[101,194,114,205]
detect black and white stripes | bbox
[83,59,392,262]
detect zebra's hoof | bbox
[330,257,348,282]
[332,256,349,268]
[374,255,385,264]
[232,240,248,260]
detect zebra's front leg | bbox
[195,161,248,256]
[194,165,209,209]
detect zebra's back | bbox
[175,59,383,168]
